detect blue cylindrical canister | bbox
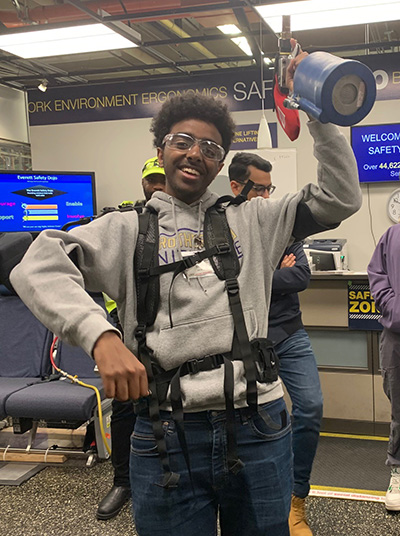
[293,52,376,126]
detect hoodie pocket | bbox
[153,308,258,366]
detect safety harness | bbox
[132,187,281,489]
[60,190,281,488]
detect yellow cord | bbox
[53,363,111,456]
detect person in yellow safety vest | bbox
[97,158,165,521]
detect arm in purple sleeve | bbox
[368,230,400,333]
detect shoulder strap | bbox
[204,203,257,408]
[203,202,240,281]
[133,207,180,489]
[134,207,160,328]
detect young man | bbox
[368,223,400,512]
[11,49,361,536]
[229,152,323,536]
[97,157,166,521]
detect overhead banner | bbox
[28,69,274,126]
[27,52,400,126]
[348,281,382,331]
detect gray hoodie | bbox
[10,121,361,411]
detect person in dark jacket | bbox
[229,152,323,536]
[368,223,400,511]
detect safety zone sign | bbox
[348,282,382,330]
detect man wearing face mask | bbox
[229,152,323,536]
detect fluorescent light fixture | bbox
[218,24,253,56]
[217,24,242,36]
[0,23,139,59]
[256,0,400,33]
[264,57,273,65]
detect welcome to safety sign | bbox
[348,282,382,331]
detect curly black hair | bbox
[150,93,236,158]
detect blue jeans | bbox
[130,397,293,536]
[276,328,323,499]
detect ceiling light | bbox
[255,0,400,33]
[38,79,48,92]
[217,24,241,36]
[218,24,253,56]
[0,23,139,59]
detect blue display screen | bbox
[351,123,400,184]
[0,171,96,233]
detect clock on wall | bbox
[387,188,400,223]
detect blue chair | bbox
[1,289,112,460]
[0,286,52,420]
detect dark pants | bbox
[380,328,400,466]
[111,399,136,488]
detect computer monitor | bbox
[0,171,96,233]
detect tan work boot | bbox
[289,495,313,536]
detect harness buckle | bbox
[216,243,230,254]
[134,323,147,341]
[186,354,222,375]
[182,255,198,269]
[138,268,150,278]
[225,278,239,295]
[186,358,201,375]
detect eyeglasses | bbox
[162,132,225,162]
[236,180,276,195]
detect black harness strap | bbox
[203,202,257,473]
[223,355,244,474]
[134,208,179,489]
[148,243,230,276]
[170,366,195,493]
[149,243,230,328]
[205,205,258,410]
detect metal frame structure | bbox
[0,1,398,92]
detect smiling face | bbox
[157,118,224,205]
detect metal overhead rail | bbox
[0,54,256,83]
[22,64,266,90]
[230,0,263,68]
